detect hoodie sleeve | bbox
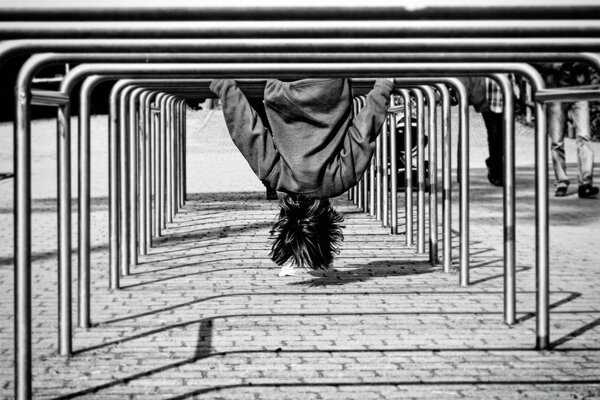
[336,79,393,189]
[209,79,279,181]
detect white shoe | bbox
[278,261,296,277]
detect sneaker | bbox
[278,261,296,277]
[486,160,503,187]
[487,172,503,187]
[555,184,569,197]
[578,184,599,199]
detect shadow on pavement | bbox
[468,166,600,226]
[290,260,438,287]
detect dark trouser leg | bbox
[481,110,504,183]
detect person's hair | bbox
[269,194,344,270]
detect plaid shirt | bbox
[485,77,503,113]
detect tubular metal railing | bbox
[3,57,568,400]
[1,4,599,21]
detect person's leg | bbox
[571,101,594,185]
[481,110,504,186]
[570,101,599,197]
[548,102,570,195]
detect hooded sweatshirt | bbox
[210,78,393,199]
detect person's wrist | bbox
[209,79,236,96]
[376,78,394,88]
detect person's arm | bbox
[337,78,393,188]
[209,79,278,181]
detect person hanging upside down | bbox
[210,78,394,276]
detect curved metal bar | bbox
[56,87,72,358]
[356,99,364,211]
[397,89,413,246]
[148,92,158,235]
[78,74,104,329]
[359,97,369,214]
[152,104,160,229]
[381,111,389,226]
[493,74,517,326]
[369,125,376,217]
[532,92,549,350]
[450,81,470,287]
[168,95,177,222]
[150,92,167,238]
[353,96,367,212]
[109,79,136,288]
[351,98,358,205]
[419,86,439,264]
[434,83,452,272]
[153,92,168,238]
[164,95,172,223]
[173,98,179,214]
[389,95,398,234]
[119,85,137,277]
[411,88,426,254]
[171,98,178,216]
[129,87,145,265]
[183,103,188,204]
[150,95,159,237]
[179,99,186,208]
[13,53,37,400]
[137,90,150,255]
[143,91,157,246]
[159,94,168,230]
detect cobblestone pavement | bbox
[0,108,600,399]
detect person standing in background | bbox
[481,77,505,187]
[540,62,598,198]
[459,76,505,187]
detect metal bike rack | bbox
[11,57,596,400]
[5,6,600,397]
[77,78,196,330]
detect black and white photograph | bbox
[0,1,599,399]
